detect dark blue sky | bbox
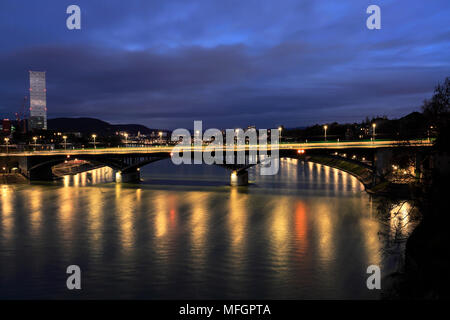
[0,1,449,129]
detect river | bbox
[0,158,386,299]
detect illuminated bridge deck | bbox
[0,139,433,157]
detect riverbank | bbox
[0,173,28,184]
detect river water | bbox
[0,158,386,299]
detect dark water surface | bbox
[0,158,385,299]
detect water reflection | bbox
[270,197,290,266]
[315,202,335,263]
[228,188,247,251]
[294,201,308,256]
[116,186,135,254]
[154,192,169,238]
[62,166,115,187]
[390,202,413,240]
[28,188,43,238]
[57,187,76,255]
[1,159,385,299]
[228,188,248,282]
[188,192,209,266]
[0,186,14,242]
[86,188,103,256]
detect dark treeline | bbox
[283,109,441,143]
[382,77,449,299]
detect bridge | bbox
[0,139,433,186]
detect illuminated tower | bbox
[29,71,47,130]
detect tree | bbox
[422,77,449,118]
[422,77,450,151]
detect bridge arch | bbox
[25,154,171,181]
[27,156,124,181]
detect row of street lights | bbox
[2,131,162,154]
[3,135,96,151]
[15,132,145,152]
[3,123,379,153]
[321,123,376,141]
[4,137,9,153]
[31,134,97,150]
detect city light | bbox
[115,171,122,183]
[230,171,238,184]
[4,137,9,154]
[278,126,283,143]
[92,134,97,149]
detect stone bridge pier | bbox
[221,151,274,186]
[230,170,248,186]
[374,148,393,181]
[18,156,60,181]
[115,169,141,183]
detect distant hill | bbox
[398,111,425,123]
[47,117,155,135]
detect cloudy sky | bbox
[0,0,449,129]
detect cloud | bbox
[0,0,449,128]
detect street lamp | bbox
[372,123,376,141]
[428,125,433,142]
[323,125,328,141]
[92,134,97,149]
[63,136,67,150]
[159,131,163,144]
[278,126,283,144]
[4,137,9,153]
[33,136,37,150]
[124,133,128,147]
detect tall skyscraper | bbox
[29,71,47,130]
